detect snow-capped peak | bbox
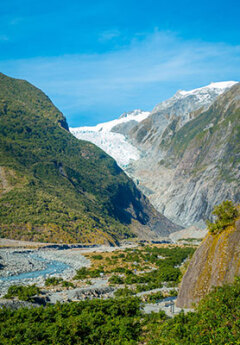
[152,81,238,115]
[177,81,237,96]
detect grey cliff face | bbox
[124,83,240,227]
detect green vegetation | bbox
[91,254,103,260]
[118,246,194,290]
[1,278,239,344]
[206,200,239,234]
[114,287,135,298]
[0,297,142,345]
[143,291,164,303]
[0,73,153,244]
[142,289,178,303]
[73,267,104,280]
[45,277,75,288]
[4,285,40,302]
[145,277,240,344]
[81,245,195,293]
[109,274,124,285]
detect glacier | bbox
[70,110,150,167]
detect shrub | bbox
[207,200,239,234]
[92,255,103,260]
[4,284,40,302]
[108,275,124,285]
[114,287,135,298]
[45,277,63,286]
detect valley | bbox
[0,240,195,315]
[0,73,239,344]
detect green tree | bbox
[207,200,239,234]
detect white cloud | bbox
[0,30,239,124]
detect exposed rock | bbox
[176,219,240,308]
[127,83,240,227]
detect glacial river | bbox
[0,254,70,282]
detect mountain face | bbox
[71,81,239,228]
[177,218,240,308]
[127,83,240,227]
[0,73,180,244]
[128,82,237,153]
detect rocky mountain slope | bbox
[177,216,240,308]
[127,83,240,227]
[0,73,180,244]
[71,81,239,228]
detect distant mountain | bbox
[0,73,180,244]
[71,81,239,228]
[128,81,237,152]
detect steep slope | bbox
[177,215,240,308]
[126,82,240,226]
[0,73,180,244]
[128,81,237,152]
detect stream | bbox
[0,253,70,282]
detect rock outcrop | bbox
[176,219,240,308]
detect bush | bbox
[145,277,240,344]
[109,275,124,285]
[45,277,63,286]
[207,200,239,234]
[0,297,142,344]
[74,267,105,280]
[4,285,40,302]
[114,287,135,298]
[143,291,164,303]
[92,255,103,260]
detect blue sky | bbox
[0,0,240,126]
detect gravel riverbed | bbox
[0,248,90,296]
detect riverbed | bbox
[0,248,90,296]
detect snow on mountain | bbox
[70,110,150,167]
[178,81,238,96]
[70,81,238,168]
[152,81,238,116]
[150,81,238,128]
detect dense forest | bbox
[0,277,239,344]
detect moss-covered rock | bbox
[177,217,240,308]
